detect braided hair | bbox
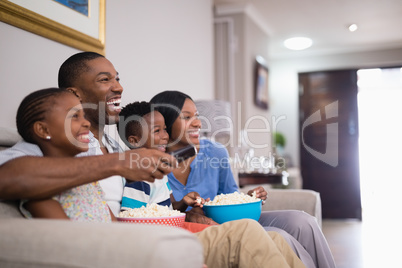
[117,101,153,148]
[16,88,72,143]
[150,91,192,137]
[58,52,104,88]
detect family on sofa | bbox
[0,52,336,268]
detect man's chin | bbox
[105,114,120,125]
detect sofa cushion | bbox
[0,219,203,268]
[0,200,23,219]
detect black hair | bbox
[150,90,192,136]
[16,88,72,143]
[58,52,104,88]
[117,101,153,148]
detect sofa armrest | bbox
[241,187,322,228]
[0,219,203,268]
[263,189,322,228]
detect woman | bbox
[151,90,336,268]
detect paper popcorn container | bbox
[117,213,186,227]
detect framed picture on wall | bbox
[254,56,269,110]
[0,0,105,54]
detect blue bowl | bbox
[202,200,262,224]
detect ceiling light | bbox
[348,24,358,32]
[284,37,313,51]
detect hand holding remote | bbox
[169,145,197,163]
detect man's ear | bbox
[67,87,82,102]
[33,121,51,140]
[128,135,142,148]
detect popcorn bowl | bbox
[117,213,186,227]
[202,200,262,224]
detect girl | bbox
[16,87,115,222]
[151,90,336,268]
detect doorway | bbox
[299,70,361,219]
[299,67,402,219]
[357,67,402,222]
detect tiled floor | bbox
[322,217,400,268]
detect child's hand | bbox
[248,186,267,205]
[183,191,205,208]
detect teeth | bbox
[106,99,121,111]
[80,134,89,140]
[107,99,121,105]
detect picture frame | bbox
[0,0,105,55]
[254,56,269,110]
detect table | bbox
[238,172,289,188]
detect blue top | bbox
[168,139,239,210]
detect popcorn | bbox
[119,203,182,218]
[204,192,261,206]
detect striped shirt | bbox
[121,176,172,211]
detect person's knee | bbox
[228,219,265,234]
[232,218,261,228]
[293,211,317,227]
[282,211,319,240]
[276,210,316,228]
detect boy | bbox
[117,101,206,214]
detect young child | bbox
[16,87,115,222]
[117,101,206,213]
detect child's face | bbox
[44,93,91,157]
[170,98,201,147]
[140,111,169,152]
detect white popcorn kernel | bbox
[119,203,182,218]
[204,192,261,206]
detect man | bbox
[0,53,176,202]
[0,52,305,268]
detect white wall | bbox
[106,0,214,106]
[214,12,272,157]
[0,22,79,128]
[269,47,402,167]
[0,0,214,129]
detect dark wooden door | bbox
[299,70,362,219]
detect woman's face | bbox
[170,98,201,148]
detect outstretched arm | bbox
[0,148,176,200]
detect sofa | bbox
[0,126,322,267]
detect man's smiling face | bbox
[74,57,123,128]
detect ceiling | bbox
[213,0,402,59]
